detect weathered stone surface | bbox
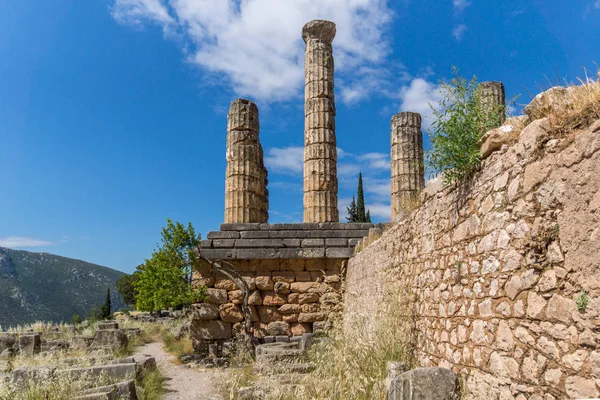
[71,336,94,350]
[391,112,424,222]
[206,288,228,304]
[19,334,41,356]
[257,306,282,323]
[190,320,232,340]
[546,294,576,323]
[93,330,128,350]
[524,86,573,121]
[193,303,220,320]
[267,321,291,336]
[219,303,244,323]
[291,323,312,336]
[255,274,274,290]
[97,322,119,330]
[387,367,459,400]
[478,81,506,126]
[298,312,326,322]
[303,20,338,223]
[565,376,599,398]
[225,98,269,223]
[262,291,287,306]
[0,334,15,354]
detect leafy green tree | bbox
[116,272,139,307]
[346,196,358,222]
[427,67,505,185]
[100,287,112,320]
[71,314,82,325]
[134,219,207,312]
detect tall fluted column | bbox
[302,20,338,223]
[225,99,269,223]
[478,81,506,126]
[391,112,424,222]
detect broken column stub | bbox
[391,112,425,222]
[225,99,269,224]
[478,81,506,127]
[302,20,339,223]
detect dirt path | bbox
[135,341,224,400]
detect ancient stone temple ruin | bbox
[188,16,600,400]
[190,20,509,347]
[191,20,373,346]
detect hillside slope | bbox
[0,247,126,328]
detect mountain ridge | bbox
[0,247,126,328]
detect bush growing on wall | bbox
[427,67,505,185]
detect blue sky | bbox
[1,0,598,273]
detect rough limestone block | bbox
[0,334,15,354]
[93,330,128,350]
[267,321,291,336]
[71,336,94,350]
[387,367,459,400]
[192,303,220,320]
[97,322,119,330]
[207,231,241,239]
[58,363,137,382]
[19,334,41,357]
[190,320,233,340]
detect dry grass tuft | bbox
[222,281,416,400]
[552,79,600,134]
[539,70,600,134]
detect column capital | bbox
[302,20,336,44]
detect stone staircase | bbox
[238,334,318,400]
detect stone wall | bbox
[191,223,371,346]
[345,116,600,399]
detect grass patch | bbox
[138,367,166,400]
[161,329,193,362]
[219,365,255,400]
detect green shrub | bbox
[427,67,505,186]
[577,291,589,312]
[70,314,82,325]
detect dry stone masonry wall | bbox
[346,108,600,399]
[302,20,339,223]
[192,223,372,346]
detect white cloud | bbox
[366,202,391,219]
[398,78,444,130]
[452,24,468,41]
[453,0,471,12]
[264,146,304,174]
[111,0,174,27]
[0,237,57,248]
[111,0,394,102]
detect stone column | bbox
[391,112,424,222]
[478,81,506,126]
[302,20,339,223]
[225,99,269,223]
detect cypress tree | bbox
[101,287,112,320]
[365,210,371,223]
[346,196,358,222]
[357,172,366,222]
